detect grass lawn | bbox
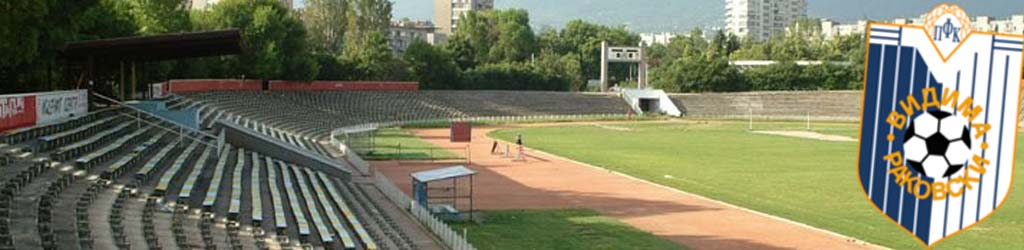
[362,127,460,160]
[490,121,1024,249]
[451,209,684,250]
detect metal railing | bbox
[92,93,220,151]
[373,171,476,250]
[329,113,629,146]
[336,143,373,175]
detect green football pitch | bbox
[451,209,683,250]
[490,120,1023,250]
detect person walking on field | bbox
[516,134,523,146]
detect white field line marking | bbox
[501,136,888,250]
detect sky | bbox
[296,0,1024,33]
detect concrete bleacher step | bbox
[153,141,203,197]
[172,208,207,249]
[337,181,403,250]
[51,176,99,250]
[88,185,119,250]
[207,221,235,250]
[121,195,151,250]
[152,204,180,250]
[7,161,60,250]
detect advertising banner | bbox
[0,94,37,132]
[36,90,89,124]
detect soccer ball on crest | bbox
[902,110,972,179]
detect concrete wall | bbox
[214,120,352,180]
[670,91,863,121]
[269,81,419,91]
[166,79,419,93]
[672,88,1024,124]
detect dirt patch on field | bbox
[753,130,857,142]
[590,123,633,131]
[371,127,881,250]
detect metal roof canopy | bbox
[60,29,242,62]
[411,165,477,183]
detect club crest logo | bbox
[857,4,1023,247]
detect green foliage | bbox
[2,2,870,94]
[491,121,1024,249]
[533,50,585,91]
[362,127,459,161]
[446,9,537,69]
[123,0,191,35]
[193,0,318,80]
[1,0,140,93]
[338,0,395,80]
[650,53,745,92]
[420,13,628,91]
[743,61,808,90]
[341,31,396,80]
[403,40,460,89]
[490,122,917,248]
[299,0,398,81]
[451,209,684,250]
[543,20,640,90]
[460,62,569,91]
[649,28,746,92]
[302,0,349,56]
[651,21,866,93]
[299,0,397,79]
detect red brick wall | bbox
[168,79,262,93]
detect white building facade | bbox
[389,20,447,54]
[822,14,1024,39]
[725,0,807,40]
[640,32,678,46]
[434,0,494,35]
[191,0,293,10]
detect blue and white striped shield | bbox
[857,4,1023,247]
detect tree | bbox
[342,31,396,80]
[346,0,391,37]
[446,9,538,69]
[650,52,745,93]
[532,50,584,90]
[489,10,537,63]
[461,62,567,91]
[302,0,349,56]
[340,0,395,80]
[403,40,460,89]
[1,0,138,93]
[124,0,190,35]
[744,61,808,90]
[200,0,318,80]
[542,20,638,90]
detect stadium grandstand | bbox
[179,89,633,140]
[0,90,422,250]
[5,78,1024,249]
[0,76,644,250]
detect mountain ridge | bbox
[389,0,1024,33]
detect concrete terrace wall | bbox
[672,85,1024,124]
[165,79,419,93]
[670,91,863,121]
[270,81,418,91]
